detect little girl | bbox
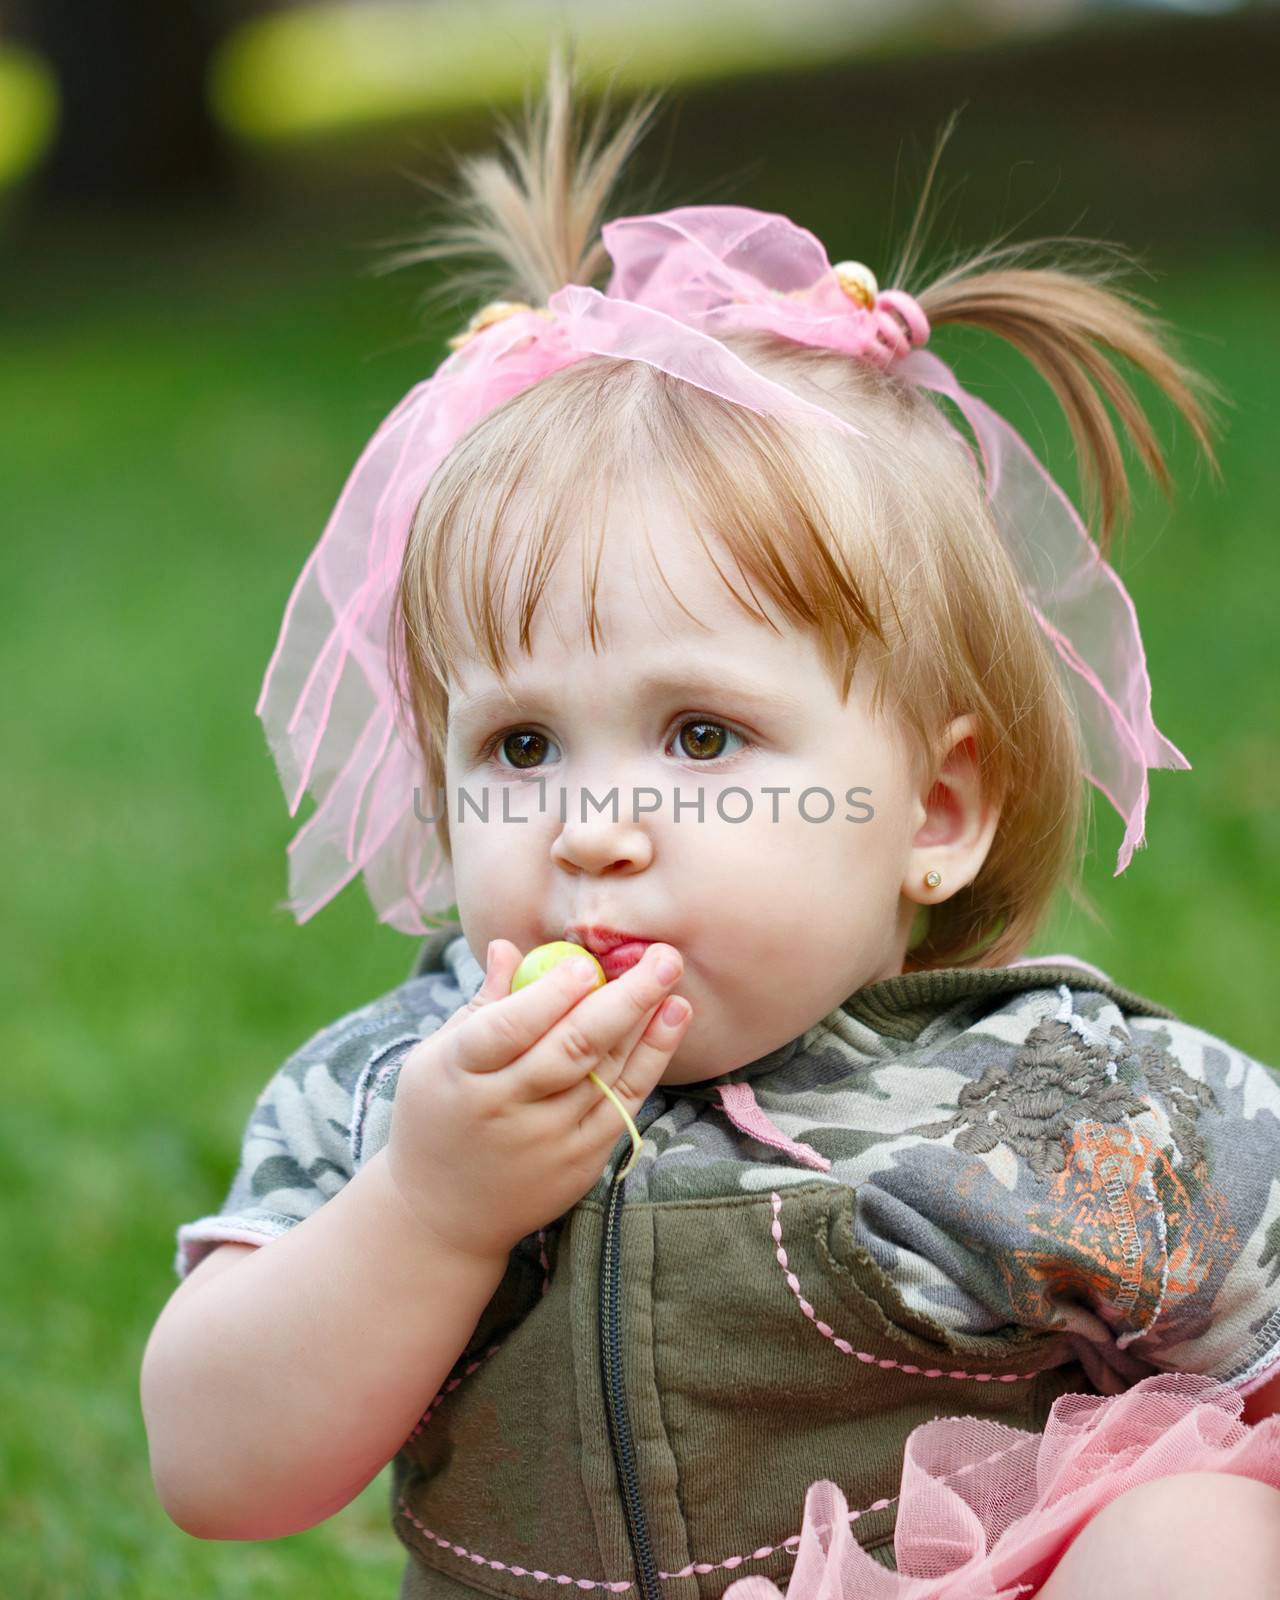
[141,46,1280,1600]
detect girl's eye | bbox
[670,719,744,762]
[481,718,746,771]
[489,730,560,770]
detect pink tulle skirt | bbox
[721,1374,1280,1600]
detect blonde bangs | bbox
[398,344,901,731]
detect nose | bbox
[550,791,655,876]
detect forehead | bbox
[445,477,808,688]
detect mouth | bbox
[566,924,656,979]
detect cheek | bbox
[449,800,567,908]
[454,816,514,859]
[445,809,518,896]
[833,744,915,848]
[659,797,853,892]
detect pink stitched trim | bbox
[408,1225,554,1439]
[396,1399,1041,1588]
[394,1489,897,1589]
[409,1340,505,1438]
[396,1495,631,1590]
[396,1447,1040,1589]
[770,1191,1041,1384]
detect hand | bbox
[382,939,691,1264]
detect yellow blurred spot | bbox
[208,0,849,145]
[0,45,59,186]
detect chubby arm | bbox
[140,1147,507,1541]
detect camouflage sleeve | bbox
[888,989,1280,1396]
[1112,1014,1280,1392]
[939,1007,1280,1391]
[173,988,430,1280]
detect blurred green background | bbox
[2,2,1277,1594]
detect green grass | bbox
[1,186,1276,1594]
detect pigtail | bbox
[374,40,667,316]
[917,252,1218,549]
[894,125,1219,549]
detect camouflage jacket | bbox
[176,925,1280,1599]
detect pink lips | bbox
[566,925,656,981]
[597,941,652,980]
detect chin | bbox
[661,1054,722,1087]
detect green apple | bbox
[510,940,605,993]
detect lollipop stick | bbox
[588,1069,644,1178]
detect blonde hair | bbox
[388,42,1216,970]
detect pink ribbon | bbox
[716,1083,832,1174]
[255,204,1187,932]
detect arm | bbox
[140,1145,508,1541]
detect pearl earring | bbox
[924,870,941,890]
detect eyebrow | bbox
[449,665,807,731]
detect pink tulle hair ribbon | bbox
[254,204,1189,934]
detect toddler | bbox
[141,45,1280,1600]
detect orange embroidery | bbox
[996,1122,1236,1335]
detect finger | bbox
[449,944,605,1076]
[470,939,523,1008]
[433,938,522,1042]
[564,991,693,1131]
[511,943,685,1102]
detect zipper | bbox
[599,1153,664,1600]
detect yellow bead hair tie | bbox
[447,300,555,351]
[832,260,879,311]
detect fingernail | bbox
[486,941,496,972]
[661,997,689,1026]
[654,953,680,985]
[569,957,598,981]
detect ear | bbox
[902,714,1002,905]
